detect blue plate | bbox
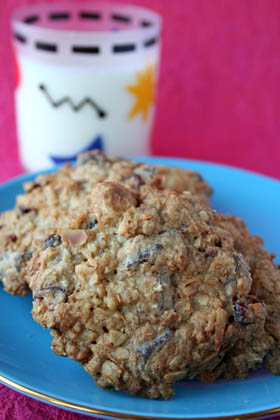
[0,157,280,420]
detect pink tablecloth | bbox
[1,0,280,183]
[0,0,280,419]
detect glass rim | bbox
[11,3,162,64]
[11,3,162,36]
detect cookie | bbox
[199,215,280,381]
[27,184,263,399]
[0,151,213,296]
[0,208,47,295]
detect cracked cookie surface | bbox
[27,184,262,399]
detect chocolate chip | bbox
[24,182,41,193]
[43,234,62,249]
[126,243,163,269]
[6,234,17,243]
[233,254,242,272]
[88,219,98,229]
[15,252,33,272]
[141,166,156,178]
[247,295,262,305]
[19,206,35,214]
[204,249,218,258]
[232,297,262,325]
[226,274,236,285]
[134,165,157,182]
[228,315,234,323]
[124,174,144,190]
[52,326,61,332]
[135,329,173,368]
[133,174,144,189]
[36,285,68,302]
[38,285,66,293]
[80,218,98,229]
[233,300,246,321]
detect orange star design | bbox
[126,65,156,122]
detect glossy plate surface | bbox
[0,157,280,420]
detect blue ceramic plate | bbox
[0,157,280,420]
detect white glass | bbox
[11,3,162,171]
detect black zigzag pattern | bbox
[38,84,106,118]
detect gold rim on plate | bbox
[0,374,280,420]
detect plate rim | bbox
[0,157,280,419]
[1,374,280,420]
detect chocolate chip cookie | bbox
[27,184,262,399]
[0,151,212,295]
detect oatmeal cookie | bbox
[0,209,47,295]
[0,151,212,295]
[27,184,264,399]
[199,215,280,381]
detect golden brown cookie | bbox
[199,215,280,381]
[27,185,262,399]
[0,151,212,295]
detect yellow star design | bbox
[126,65,156,122]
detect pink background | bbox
[1,0,280,183]
[0,1,280,419]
